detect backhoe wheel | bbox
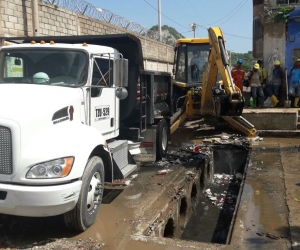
[156,119,169,161]
[64,156,104,232]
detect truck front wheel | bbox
[156,119,169,160]
[64,156,104,231]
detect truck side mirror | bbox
[115,58,128,87]
[116,87,128,100]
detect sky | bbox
[86,0,253,53]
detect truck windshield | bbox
[0,49,87,86]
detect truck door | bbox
[89,57,118,140]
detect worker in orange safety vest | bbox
[231,58,245,92]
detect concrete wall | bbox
[253,2,264,58]
[0,0,174,73]
[262,23,286,78]
[253,0,300,72]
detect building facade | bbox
[253,0,300,78]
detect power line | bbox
[223,32,252,40]
[180,30,193,34]
[218,0,249,25]
[143,0,189,30]
[196,24,252,40]
[165,0,191,18]
[201,0,248,26]
[143,0,252,40]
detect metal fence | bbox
[41,0,175,45]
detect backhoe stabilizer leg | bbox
[222,116,257,138]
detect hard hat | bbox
[33,72,50,84]
[296,59,300,62]
[253,63,260,69]
[274,60,280,65]
[237,58,243,64]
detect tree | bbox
[231,51,253,72]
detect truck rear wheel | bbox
[64,156,104,231]
[156,119,169,160]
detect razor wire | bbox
[42,0,176,45]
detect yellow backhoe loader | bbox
[171,27,257,138]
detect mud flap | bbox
[133,125,157,162]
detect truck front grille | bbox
[0,126,13,175]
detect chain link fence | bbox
[42,0,175,45]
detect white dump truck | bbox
[0,34,172,231]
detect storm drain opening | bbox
[199,158,208,189]
[164,218,175,238]
[179,197,188,218]
[179,145,249,244]
[191,183,197,200]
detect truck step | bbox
[121,164,137,178]
[108,140,128,153]
[108,140,128,170]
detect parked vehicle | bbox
[0,34,172,231]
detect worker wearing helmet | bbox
[257,60,268,95]
[231,58,245,92]
[267,60,285,107]
[245,63,264,107]
[288,59,300,107]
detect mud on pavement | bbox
[1,118,300,250]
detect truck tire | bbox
[64,156,104,232]
[156,119,169,160]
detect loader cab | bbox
[173,38,209,88]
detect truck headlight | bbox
[26,157,74,179]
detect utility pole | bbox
[190,23,197,38]
[158,0,162,42]
[31,0,40,36]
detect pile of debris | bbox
[203,173,243,211]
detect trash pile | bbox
[203,172,243,211]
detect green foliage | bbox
[272,7,295,23]
[230,51,253,72]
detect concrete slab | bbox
[231,140,291,249]
[242,108,298,130]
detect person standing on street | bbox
[245,63,264,107]
[268,60,285,107]
[289,59,300,107]
[231,58,245,92]
[257,59,268,95]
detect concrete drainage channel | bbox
[143,144,250,246]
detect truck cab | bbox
[0,34,172,231]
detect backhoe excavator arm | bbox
[201,27,244,117]
[200,27,257,138]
